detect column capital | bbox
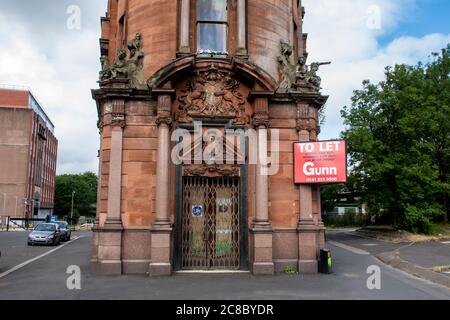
[253,117,270,129]
[295,118,318,135]
[155,93,174,128]
[252,96,270,129]
[155,115,173,128]
[111,113,126,129]
[295,102,319,134]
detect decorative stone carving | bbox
[302,62,330,92]
[251,97,270,128]
[177,64,248,125]
[183,164,240,178]
[252,117,270,129]
[111,113,126,128]
[296,103,319,133]
[99,33,145,87]
[155,115,173,127]
[277,40,330,92]
[277,41,297,90]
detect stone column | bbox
[236,0,248,58]
[255,126,269,224]
[96,100,126,275]
[297,103,320,274]
[149,94,173,276]
[251,97,274,275]
[90,126,103,268]
[309,129,326,254]
[179,0,191,54]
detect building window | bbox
[197,0,228,52]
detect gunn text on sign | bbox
[294,140,347,184]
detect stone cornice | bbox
[92,85,151,101]
[271,91,329,109]
[247,90,274,102]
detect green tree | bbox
[321,184,343,213]
[54,172,98,223]
[341,46,450,233]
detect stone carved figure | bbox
[177,64,248,125]
[277,41,297,90]
[99,33,145,86]
[277,40,330,92]
[303,62,330,91]
[109,50,128,79]
[128,33,143,61]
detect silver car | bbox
[28,223,62,246]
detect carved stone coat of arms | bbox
[177,64,248,125]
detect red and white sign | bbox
[294,140,347,184]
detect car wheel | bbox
[28,242,32,246]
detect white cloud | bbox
[0,6,105,174]
[303,0,449,139]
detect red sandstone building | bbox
[0,87,58,221]
[92,0,328,276]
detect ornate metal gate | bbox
[181,176,240,270]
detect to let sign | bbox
[294,140,347,184]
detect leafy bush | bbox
[323,210,367,228]
[399,205,442,234]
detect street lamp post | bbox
[71,191,76,225]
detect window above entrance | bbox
[197,0,228,54]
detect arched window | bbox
[197,0,228,52]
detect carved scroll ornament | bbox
[183,164,240,178]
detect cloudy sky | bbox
[0,0,449,174]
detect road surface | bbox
[0,230,449,300]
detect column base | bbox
[91,219,123,275]
[149,262,172,277]
[298,260,318,274]
[250,224,274,276]
[123,260,152,275]
[298,220,321,274]
[176,51,194,58]
[252,262,275,275]
[91,260,123,275]
[235,48,249,59]
[148,225,173,277]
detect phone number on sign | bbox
[305,177,338,183]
